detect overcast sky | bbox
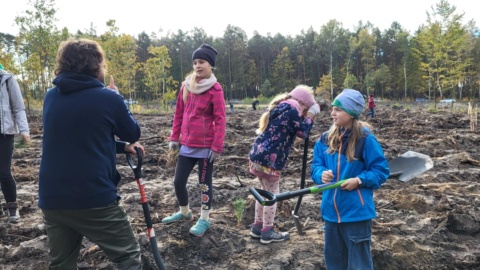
[2,0,478,39]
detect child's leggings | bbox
[173,155,213,210]
[254,177,280,228]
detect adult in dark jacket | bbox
[38,38,144,270]
[252,98,260,110]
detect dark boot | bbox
[6,202,20,223]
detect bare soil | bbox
[1,103,479,270]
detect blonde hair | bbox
[182,72,199,103]
[327,120,372,161]
[256,93,290,134]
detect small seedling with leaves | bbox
[15,136,29,148]
[232,198,246,226]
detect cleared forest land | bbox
[1,102,479,269]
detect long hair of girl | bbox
[256,93,290,134]
[327,120,371,161]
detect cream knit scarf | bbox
[184,73,217,94]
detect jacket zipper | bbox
[333,130,346,223]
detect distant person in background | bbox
[252,98,260,110]
[365,94,375,119]
[164,43,226,237]
[311,89,389,270]
[168,99,176,111]
[229,99,234,111]
[0,64,30,223]
[248,85,320,244]
[38,38,143,269]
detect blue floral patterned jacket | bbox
[249,101,314,170]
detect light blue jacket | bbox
[0,71,29,135]
[310,127,389,223]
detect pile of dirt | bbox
[1,103,479,269]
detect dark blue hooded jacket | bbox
[38,72,141,209]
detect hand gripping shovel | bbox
[127,147,167,270]
[249,151,433,209]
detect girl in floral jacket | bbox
[248,85,320,244]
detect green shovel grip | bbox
[309,179,347,194]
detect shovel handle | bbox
[308,180,347,193]
[249,180,348,206]
[276,180,346,200]
[249,187,276,206]
[293,137,309,215]
[126,146,143,179]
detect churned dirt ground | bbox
[1,102,479,269]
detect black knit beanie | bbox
[192,44,217,67]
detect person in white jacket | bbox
[0,64,30,223]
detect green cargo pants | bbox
[42,202,142,270]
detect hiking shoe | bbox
[161,211,193,224]
[260,227,290,244]
[7,210,20,223]
[189,219,211,237]
[250,224,262,239]
[6,202,20,223]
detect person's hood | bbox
[280,99,302,116]
[52,72,104,94]
[0,70,12,84]
[270,101,298,120]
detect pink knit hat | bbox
[289,85,315,107]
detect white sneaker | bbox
[6,204,20,223]
[7,210,20,223]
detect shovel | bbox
[250,180,347,206]
[127,147,167,270]
[249,151,433,206]
[388,151,433,182]
[291,137,309,235]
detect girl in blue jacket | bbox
[310,89,389,270]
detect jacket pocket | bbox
[2,106,15,134]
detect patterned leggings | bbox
[254,177,280,228]
[173,155,213,210]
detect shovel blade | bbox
[389,151,433,182]
[292,211,305,235]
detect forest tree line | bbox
[0,0,479,108]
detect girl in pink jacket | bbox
[163,44,226,237]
